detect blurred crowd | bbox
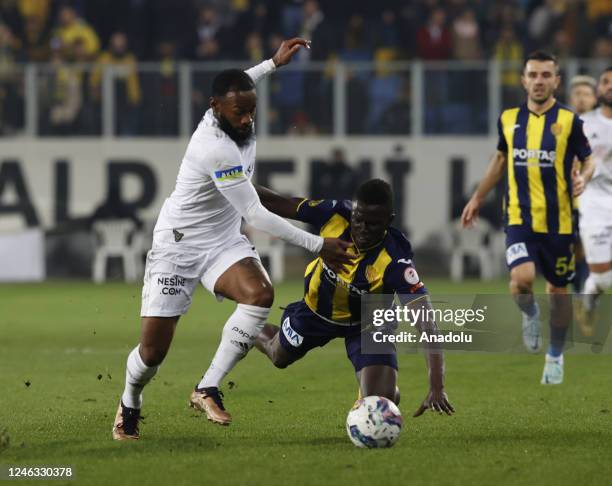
[0,0,610,136]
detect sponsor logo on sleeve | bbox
[506,242,529,265]
[214,165,244,182]
[281,317,303,347]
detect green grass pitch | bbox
[1,279,611,485]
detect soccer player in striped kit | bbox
[461,51,594,384]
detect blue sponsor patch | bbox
[214,165,244,182]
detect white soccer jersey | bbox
[579,108,612,227]
[154,108,257,248]
[153,60,273,249]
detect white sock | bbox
[121,346,159,409]
[199,303,270,389]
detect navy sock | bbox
[572,259,589,294]
[548,324,568,357]
[515,293,537,317]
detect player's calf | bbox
[255,324,297,369]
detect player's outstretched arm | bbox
[461,150,507,228]
[220,181,353,271]
[405,295,454,417]
[413,350,455,417]
[255,185,354,272]
[245,38,310,84]
[255,184,302,219]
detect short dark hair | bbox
[355,179,393,208]
[601,66,612,77]
[523,50,559,73]
[212,69,254,97]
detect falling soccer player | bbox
[254,179,454,417]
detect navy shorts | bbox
[278,301,398,372]
[505,225,575,287]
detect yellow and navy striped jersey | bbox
[296,199,425,325]
[497,101,591,234]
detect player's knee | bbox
[546,283,568,295]
[271,351,291,369]
[510,265,535,291]
[272,357,289,369]
[510,276,533,294]
[241,285,274,308]
[362,383,396,403]
[139,345,167,367]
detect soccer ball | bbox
[346,396,403,448]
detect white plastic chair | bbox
[449,218,496,282]
[92,219,143,283]
[245,227,286,283]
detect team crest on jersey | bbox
[365,265,379,283]
[173,229,184,242]
[214,165,244,182]
[551,123,563,136]
[308,199,324,207]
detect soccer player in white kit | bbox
[568,75,598,295]
[112,38,353,440]
[579,67,612,323]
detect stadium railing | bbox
[0,59,607,139]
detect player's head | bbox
[597,66,612,108]
[351,179,394,250]
[522,50,560,105]
[569,75,597,114]
[210,69,256,146]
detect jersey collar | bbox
[525,98,557,117]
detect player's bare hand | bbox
[461,196,481,228]
[413,389,454,417]
[272,38,311,67]
[572,167,585,197]
[319,238,353,273]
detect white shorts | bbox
[579,224,612,265]
[140,233,261,317]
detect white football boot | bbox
[541,354,564,385]
[522,302,542,352]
